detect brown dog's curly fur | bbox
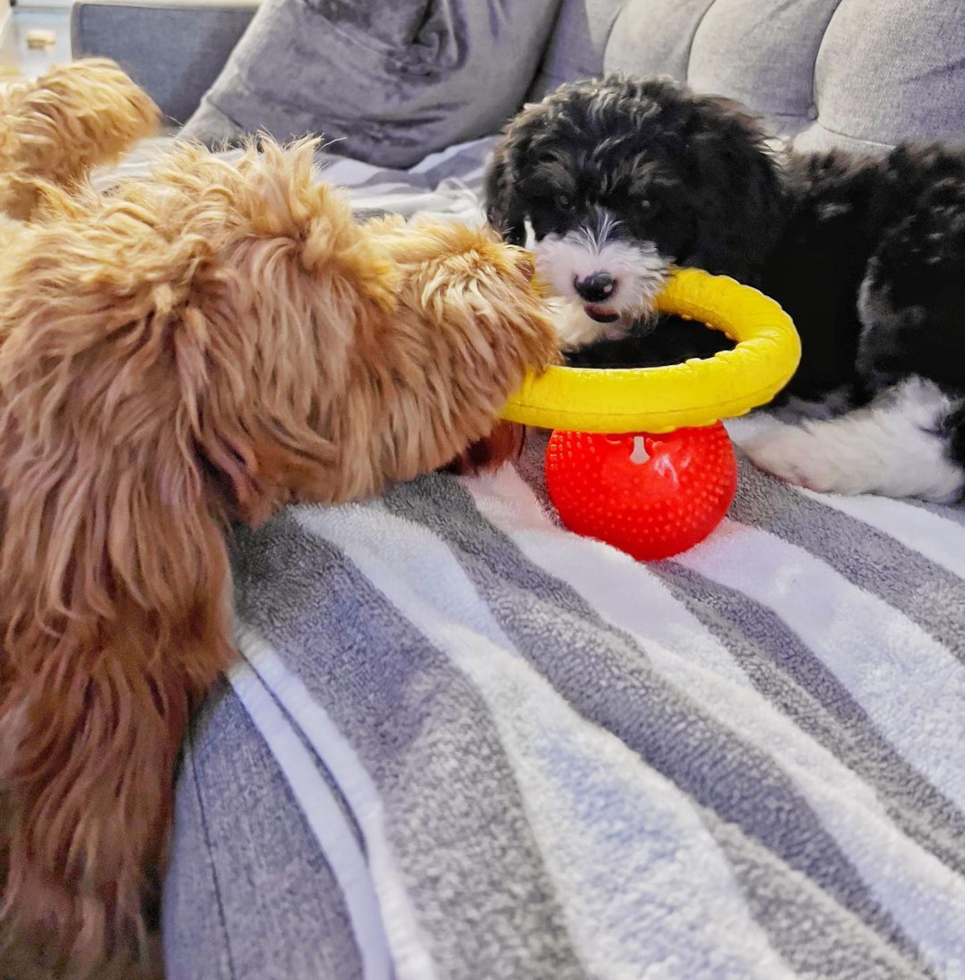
[0,67,556,977]
[0,59,160,220]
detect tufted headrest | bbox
[532,0,965,154]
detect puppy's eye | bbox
[556,194,574,211]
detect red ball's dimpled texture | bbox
[545,422,737,561]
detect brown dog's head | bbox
[338,211,555,494]
[0,138,556,968]
[3,138,556,516]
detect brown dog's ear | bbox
[0,297,235,967]
[0,207,263,966]
[0,135,410,966]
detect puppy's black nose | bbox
[574,272,616,303]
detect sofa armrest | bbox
[71,0,259,126]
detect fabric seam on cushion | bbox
[531,1,565,87]
[685,0,719,80]
[809,0,849,108]
[801,120,893,149]
[187,723,239,980]
[600,3,632,72]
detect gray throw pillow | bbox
[182,0,562,168]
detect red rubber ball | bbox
[545,423,737,561]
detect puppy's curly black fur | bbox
[486,73,965,502]
[487,75,786,281]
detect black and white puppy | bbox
[485,73,965,503]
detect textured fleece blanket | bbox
[161,138,965,980]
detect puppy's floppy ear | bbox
[683,95,787,285]
[485,139,528,245]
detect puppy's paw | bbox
[743,427,854,494]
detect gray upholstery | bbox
[74,0,965,156]
[71,0,258,125]
[545,0,965,152]
[527,0,624,100]
[179,0,561,168]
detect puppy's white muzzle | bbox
[534,227,671,349]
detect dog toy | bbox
[502,268,800,559]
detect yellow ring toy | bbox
[501,267,801,433]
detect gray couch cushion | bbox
[536,0,965,153]
[527,0,625,100]
[793,0,965,153]
[181,0,561,168]
[71,0,260,125]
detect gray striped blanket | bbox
[158,138,965,980]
